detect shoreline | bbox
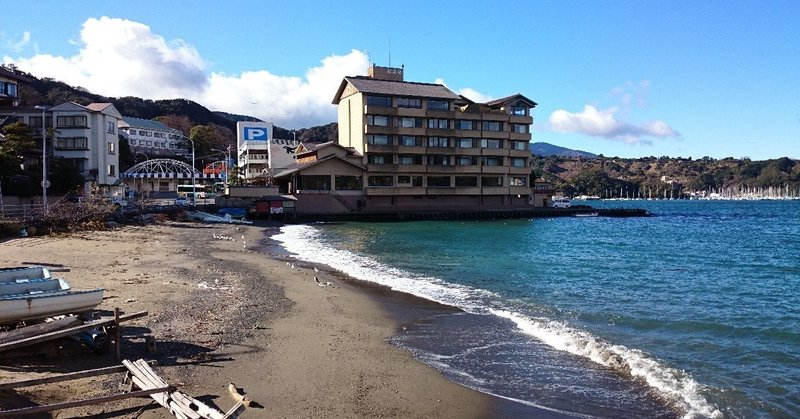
[0,221,559,418]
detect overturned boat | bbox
[0,268,103,324]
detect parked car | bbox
[550,198,572,208]
[175,196,190,206]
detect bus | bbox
[176,184,211,199]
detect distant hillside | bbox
[530,142,597,159]
[9,65,336,142]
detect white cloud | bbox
[3,17,369,129]
[5,31,31,52]
[548,105,679,144]
[434,78,493,103]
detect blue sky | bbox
[2,0,798,160]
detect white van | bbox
[550,198,572,208]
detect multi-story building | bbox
[328,65,537,211]
[46,102,124,195]
[119,116,188,159]
[0,66,28,107]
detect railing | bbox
[0,204,45,221]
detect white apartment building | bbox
[7,102,124,196]
[119,116,188,159]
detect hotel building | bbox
[277,65,537,213]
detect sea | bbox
[270,200,800,418]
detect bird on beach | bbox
[314,267,319,273]
[314,275,319,283]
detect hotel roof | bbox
[333,76,461,104]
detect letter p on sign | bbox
[244,127,268,141]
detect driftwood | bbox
[0,359,250,418]
[0,310,147,353]
[0,316,82,345]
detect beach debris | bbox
[314,275,332,287]
[198,281,231,291]
[125,298,137,303]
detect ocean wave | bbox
[273,224,723,419]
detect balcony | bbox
[365,144,398,153]
[481,166,508,174]
[509,115,533,125]
[395,164,426,173]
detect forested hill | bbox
[8,65,336,143]
[533,154,800,198]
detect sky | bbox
[2,0,798,160]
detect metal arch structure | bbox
[121,159,200,179]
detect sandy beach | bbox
[0,220,526,418]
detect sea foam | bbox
[273,224,723,418]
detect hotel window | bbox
[457,120,475,130]
[56,137,88,150]
[398,155,422,165]
[368,176,394,187]
[427,136,449,148]
[367,135,391,145]
[145,132,153,137]
[510,157,527,167]
[481,156,503,166]
[107,142,116,154]
[368,154,390,164]
[427,155,450,166]
[400,117,422,128]
[428,100,449,110]
[481,139,503,149]
[397,176,423,186]
[129,140,137,146]
[455,176,478,187]
[107,165,116,176]
[107,121,115,134]
[457,138,474,148]
[510,176,527,186]
[482,176,503,186]
[130,129,138,135]
[397,98,421,108]
[512,124,528,134]
[366,95,392,107]
[510,106,527,116]
[427,118,449,129]
[511,141,528,150]
[457,156,478,166]
[146,141,152,146]
[367,115,389,126]
[399,135,419,146]
[28,116,53,129]
[481,121,502,131]
[335,175,362,190]
[427,176,451,187]
[56,115,87,128]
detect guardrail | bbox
[0,204,44,221]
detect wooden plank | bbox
[0,311,147,353]
[222,403,247,419]
[0,316,82,345]
[0,361,157,390]
[0,386,171,417]
[114,308,121,360]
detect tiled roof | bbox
[485,93,538,108]
[85,103,113,112]
[335,76,460,103]
[121,116,176,132]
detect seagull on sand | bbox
[314,267,319,273]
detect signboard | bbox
[237,121,272,146]
[268,138,300,171]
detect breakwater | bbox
[290,207,648,223]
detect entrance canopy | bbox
[121,158,216,179]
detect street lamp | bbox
[34,105,48,212]
[187,137,196,207]
[212,146,232,193]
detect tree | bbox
[188,125,216,160]
[0,122,37,178]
